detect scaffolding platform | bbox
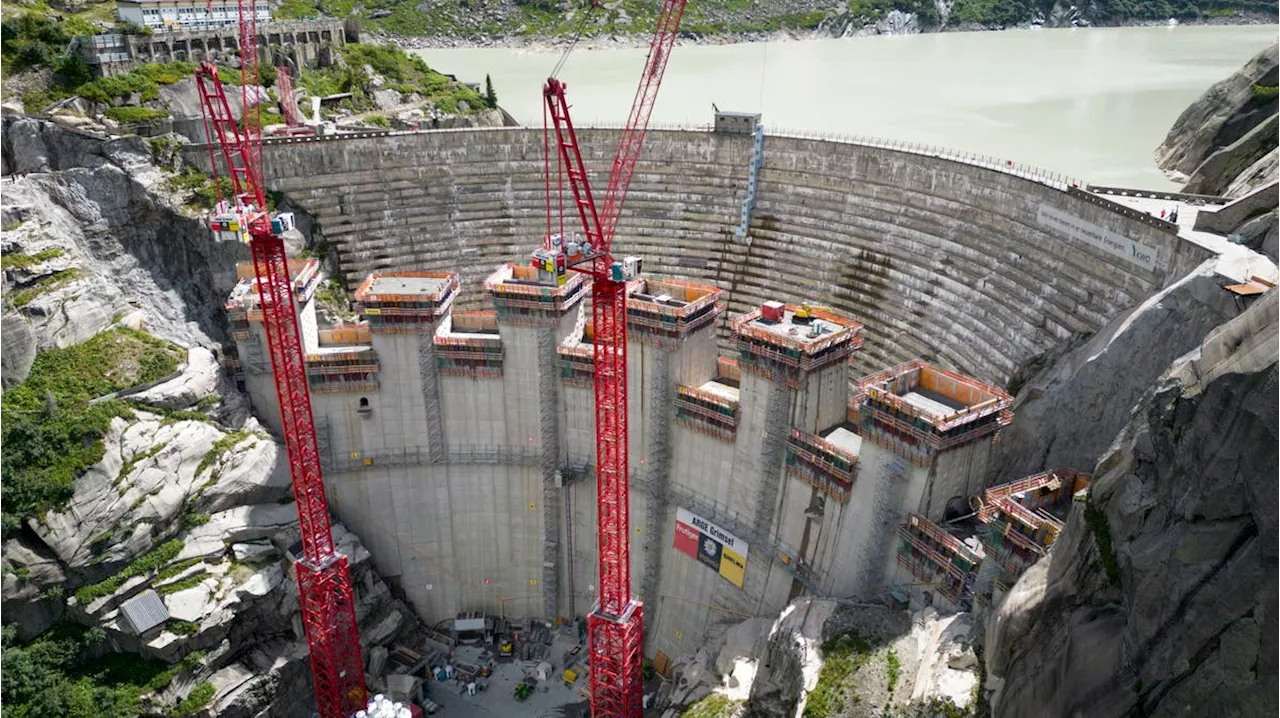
[626,277,724,347]
[731,303,863,387]
[896,513,984,605]
[304,346,380,393]
[434,311,504,377]
[353,271,458,333]
[851,360,1013,464]
[978,469,1091,570]
[484,263,587,326]
[784,424,861,503]
[224,259,323,339]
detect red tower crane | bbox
[194,3,367,717]
[540,2,688,715]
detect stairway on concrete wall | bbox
[735,123,765,242]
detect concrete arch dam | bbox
[190,127,1212,661]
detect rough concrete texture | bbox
[986,257,1240,484]
[1156,42,1278,186]
[184,126,1209,387]
[986,290,1278,718]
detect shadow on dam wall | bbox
[183,126,1212,387]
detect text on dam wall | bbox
[1037,205,1158,271]
[674,507,749,589]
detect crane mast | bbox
[195,3,366,717]
[541,2,688,715]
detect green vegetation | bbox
[315,278,356,321]
[514,681,533,701]
[1,12,95,73]
[297,43,484,115]
[196,429,255,477]
[155,558,202,582]
[485,73,498,109]
[1,327,183,534]
[8,268,84,308]
[75,538,185,604]
[166,620,199,636]
[104,106,170,124]
[886,648,901,697]
[156,572,210,596]
[364,113,389,127]
[1253,83,1279,99]
[1084,501,1122,586]
[166,167,233,211]
[681,694,743,718]
[0,621,200,718]
[847,0,941,26]
[168,681,215,717]
[1,248,64,270]
[804,631,873,718]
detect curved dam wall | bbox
[192,128,1213,661]
[199,127,1212,386]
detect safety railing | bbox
[238,121,1086,193]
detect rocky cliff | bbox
[1156,42,1278,197]
[1,117,428,717]
[985,289,1278,717]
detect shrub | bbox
[167,620,199,636]
[168,681,215,717]
[74,539,185,604]
[104,107,170,123]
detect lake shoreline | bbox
[391,14,1277,52]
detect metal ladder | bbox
[734,123,765,242]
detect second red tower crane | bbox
[539,2,688,715]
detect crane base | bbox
[296,555,367,718]
[587,601,644,718]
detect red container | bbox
[761,301,785,323]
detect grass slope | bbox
[0,327,183,534]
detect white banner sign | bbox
[1037,205,1157,271]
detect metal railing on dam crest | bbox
[253,121,1087,194]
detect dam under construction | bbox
[186,117,1275,669]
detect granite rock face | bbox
[1155,42,1278,195]
[986,290,1278,718]
[0,118,249,365]
[985,258,1240,484]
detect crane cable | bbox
[550,1,602,79]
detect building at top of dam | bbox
[192,121,1276,663]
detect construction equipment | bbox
[272,65,314,136]
[537,2,688,715]
[792,303,831,324]
[193,3,365,717]
[499,640,514,657]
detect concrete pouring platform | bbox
[750,311,846,344]
[369,275,454,297]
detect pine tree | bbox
[485,74,498,109]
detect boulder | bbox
[372,89,402,111]
[1,312,36,387]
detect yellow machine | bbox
[793,304,830,324]
[499,641,513,657]
[563,667,578,686]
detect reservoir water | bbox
[416,25,1278,189]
